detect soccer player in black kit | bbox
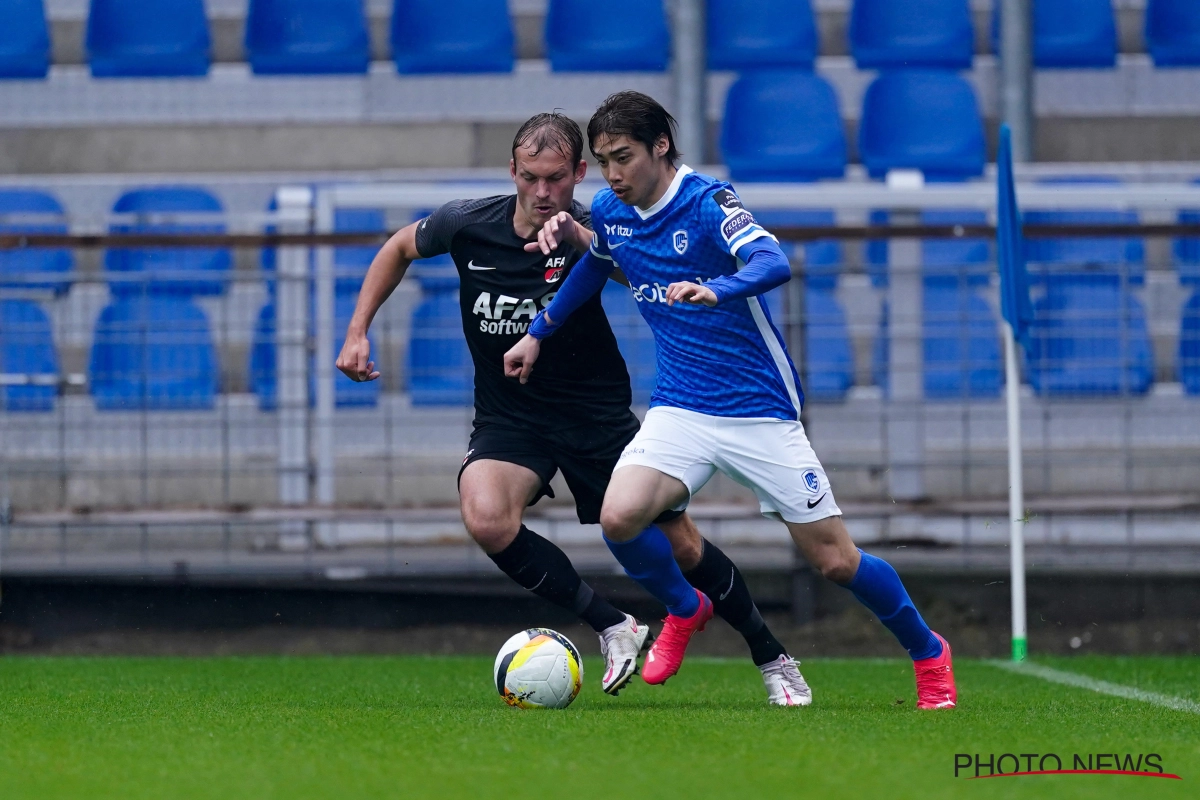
[337,113,809,703]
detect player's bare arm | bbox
[503,334,541,385]
[524,210,592,256]
[336,222,420,382]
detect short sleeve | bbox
[699,186,776,259]
[414,200,469,259]
[587,200,613,261]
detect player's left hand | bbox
[665,281,718,307]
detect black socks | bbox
[683,538,788,666]
[488,525,627,633]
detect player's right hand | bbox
[524,211,590,255]
[503,334,541,385]
[336,330,380,382]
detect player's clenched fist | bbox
[504,334,542,384]
[665,281,719,307]
[523,210,592,255]
[336,330,380,382]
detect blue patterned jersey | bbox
[590,166,804,420]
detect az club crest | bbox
[673,229,689,255]
[802,469,821,494]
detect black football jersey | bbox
[414,194,633,428]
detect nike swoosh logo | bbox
[608,241,628,249]
[718,569,735,601]
[807,493,827,510]
[529,573,547,591]
[419,218,428,229]
[467,260,494,271]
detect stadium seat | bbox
[106,187,232,297]
[858,71,985,181]
[720,71,847,182]
[707,0,817,71]
[1181,289,1200,395]
[0,0,50,79]
[86,0,210,77]
[1023,179,1145,285]
[602,282,656,404]
[407,269,473,405]
[1026,273,1154,396]
[0,189,73,295]
[392,0,514,74]
[249,294,381,410]
[245,0,370,75]
[334,208,386,295]
[991,0,1117,68]
[872,284,1002,400]
[0,298,58,412]
[545,0,670,72]
[1174,209,1200,284]
[849,0,974,70]
[865,209,991,288]
[89,296,218,410]
[1146,0,1200,67]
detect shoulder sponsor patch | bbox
[720,209,756,244]
[712,188,745,216]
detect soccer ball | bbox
[493,628,583,709]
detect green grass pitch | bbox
[1,655,1197,799]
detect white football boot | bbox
[759,655,813,706]
[598,614,653,695]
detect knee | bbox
[461,501,521,553]
[599,502,643,542]
[818,553,858,585]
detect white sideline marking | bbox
[989,660,1200,715]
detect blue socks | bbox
[843,549,942,661]
[604,525,700,618]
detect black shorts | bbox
[458,416,684,526]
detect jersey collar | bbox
[634,164,693,220]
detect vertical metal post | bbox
[275,186,313,508]
[1004,323,1027,661]
[314,190,336,507]
[673,0,707,165]
[887,212,925,500]
[1000,0,1035,162]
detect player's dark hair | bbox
[512,112,584,166]
[587,91,680,164]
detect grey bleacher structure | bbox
[4,0,1199,174]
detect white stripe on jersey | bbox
[729,227,776,258]
[746,296,802,418]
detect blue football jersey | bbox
[590,166,804,420]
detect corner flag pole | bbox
[997,125,1031,662]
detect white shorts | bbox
[616,406,842,524]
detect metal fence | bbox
[2,177,1200,579]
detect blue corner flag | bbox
[997,125,1034,348]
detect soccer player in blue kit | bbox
[505,92,957,708]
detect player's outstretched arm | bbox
[523,210,592,255]
[336,222,420,382]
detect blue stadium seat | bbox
[720,71,847,182]
[0,0,50,79]
[545,0,670,72]
[1026,274,1153,396]
[1023,179,1144,284]
[106,187,232,297]
[249,294,381,410]
[921,209,991,286]
[1173,209,1200,285]
[1146,0,1200,67]
[872,284,1002,399]
[407,269,473,405]
[392,0,514,74]
[858,71,985,181]
[0,299,58,412]
[90,296,218,410]
[991,0,1116,68]
[707,0,817,71]
[245,0,369,75]
[1181,289,1200,395]
[0,189,73,295]
[602,281,656,404]
[334,208,386,294]
[86,0,210,77]
[850,0,974,70]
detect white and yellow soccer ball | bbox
[493,628,583,709]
